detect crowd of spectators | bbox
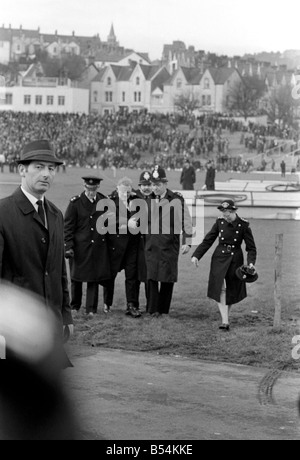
[0,110,299,174]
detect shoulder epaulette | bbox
[70,195,80,202]
[174,191,183,198]
[240,217,249,223]
[217,216,224,220]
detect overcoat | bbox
[192,215,257,305]
[0,187,73,330]
[180,165,196,190]
[145,190,193,283]
[105,191,139,277]
[133,189,151,283]
[64,191,111,283]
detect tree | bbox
[263,84,298,126]
[174,91,201,117]
[226,75,266,120]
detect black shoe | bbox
[150,312,161,318]
[219,324,230,331]
[126,306,141,318]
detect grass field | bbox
[1,167,300,372]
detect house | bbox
[90,63,170,115]
[0,62,89,113]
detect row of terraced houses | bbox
[0,24,299,116]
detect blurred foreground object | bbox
[0,283,78,440]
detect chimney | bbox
[9,24,11,29]
[72,30,75,37]
[20,24,22,30]
[38,26,40,33]
[55,30,57,36]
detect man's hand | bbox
[181,245,190,255]
[191,257,199,268]
[65,249,74,259]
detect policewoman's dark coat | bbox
[0,187,73,364]
[180,165,196,190]
[192,215,257,305]
[145,190,193,283]
[64,191,111,283]
[105,191,139,278]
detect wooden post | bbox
[273,234,283,329]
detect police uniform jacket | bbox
[133,188,151,282]
[192,215,257,305]
[145,190,193,283]
[105,191,139,277]
[0,187,72,328]
[64,191,111,283]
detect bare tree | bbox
[174,91,201,117]
[226,75,265,120]
[263,84,298,126]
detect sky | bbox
[1,0,300,61]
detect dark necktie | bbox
[37,200,46,227]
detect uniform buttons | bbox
[232,245,235,248]
[234,239,237,241]
[221,229,224,232]
[222,250,225,253]
[221,237,224,240]
[90,216,93,219]
[45,271,48,276]
[238,224,241,227]
[221,222,224,225]
[41,238,47,244]
[91,240,94,243]
[236,231,239,234]
[91,228,94,231]
[102,239,105,242]
[117,235,120,238]
[231,253,234,255]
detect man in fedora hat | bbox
[0,139,73,367]
[144,166,193,316]
[191,199,257,331]
[64,175,111,319]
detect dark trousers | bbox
[71,280,99,314]
[147,280,174,314]
[103,275,139,308]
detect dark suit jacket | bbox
[0,187,72,327]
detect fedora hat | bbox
[17,140,64,165]
[217,199,238,211]
[235,265,258,283]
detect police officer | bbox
[191,199,257,331]
[145,166,193,316]
[133,171,153,312]
[64,176,111,319]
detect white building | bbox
[0,77,89,113]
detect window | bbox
[133,92,141,102]
[122,92,126,102]
[47,96,54,105]
[204,78,210,89]
[5,93,13,105]
[24,95,31,105]
[105,92,113,102]
[107,77,111,86]
[53,47,57,54]
[176,79,182,89]
[93,91,98,103]
[136,77,140,85]
[202,95,206,106]
[207,95,211,106]
[58,96,65,106]
[35,95,42,105]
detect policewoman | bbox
[191,200,257,330]
[64,175,111,318]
